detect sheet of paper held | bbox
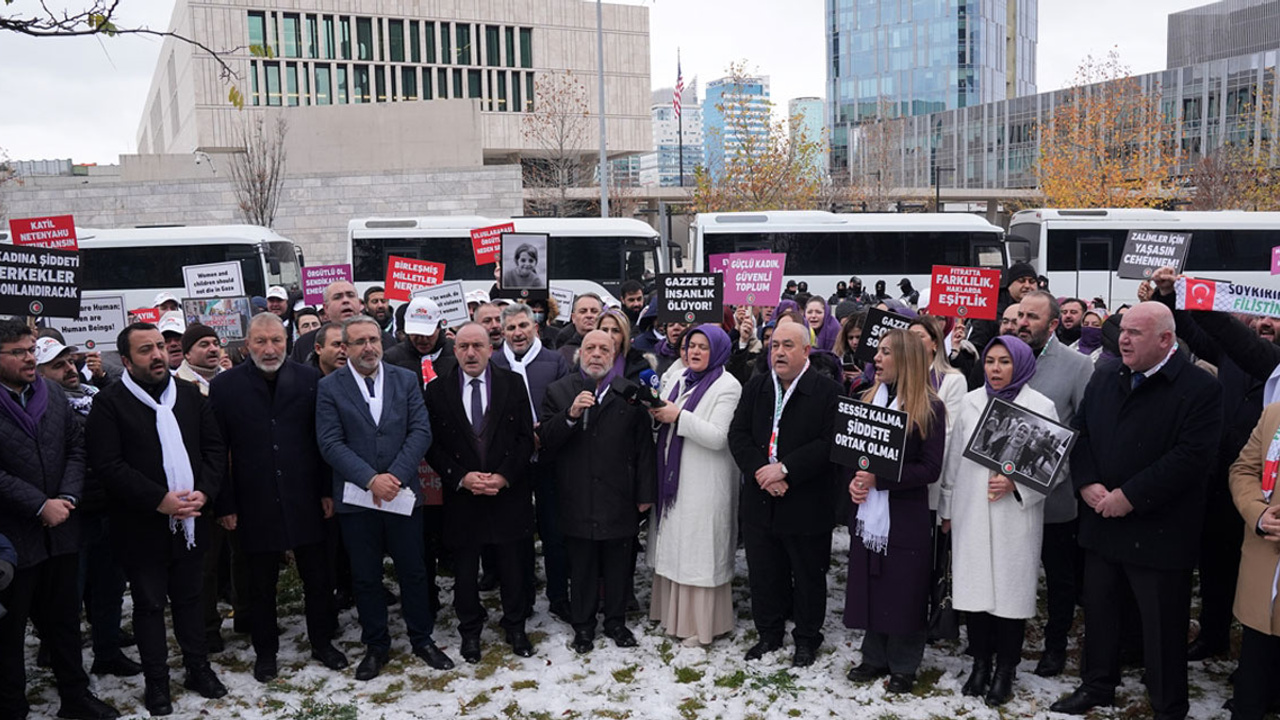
[342,483,415,516]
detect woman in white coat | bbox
[647,324,743,646]
[939,335,1057,707]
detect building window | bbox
[512,70,522,111]
[437,68,448,98]
[485,25,500,67]
[456,23,471,64]
[353,64,369,103]
[505,27,515,68]
[410,21,421,63]
[315,64,331,104]
[453,69,463,98]
[441,23,451,65]
[375,66,386,102]
[356,17,373,61]
[322,16,334,59]
[250,60,260,105]
[282,14,300,58]
[424,22,436,63]
[340,18,351,60]
[468,69,482,99]
[265,61,281,106]
[496,71,507,110]
[336,66,348,104]
[388,19,403,62]
[301,64,310,104]
[247,12,267,56]
[285,63,299,105]
[401,67,418,100]
[423,68,433,100]
[525,72,534,110]
[519,28,532,68]
[307,16,318,59]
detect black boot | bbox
[962,657,992,697]
[985,663,1016,706]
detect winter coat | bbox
[929,371,967,513]
[1230,404,1280,636]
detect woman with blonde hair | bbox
[844,329,947,694]
[593,308,657,384]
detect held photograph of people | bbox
[962,397,1077,495]
[500,233,550,292]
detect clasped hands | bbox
[1081,483,1133,518]
[461,471,508,496]
[157,490,207,520]
[1257,506,1280,542]
[756,461,789,498]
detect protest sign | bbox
[411,280,469,328]
[657,273,723,324]
[471,223,514,266]
[181,297,252,343]
[549,286,575,324]
[830,396,908,483]
[48,295,126,352]
[128,308,162,324]
[301,264,352,306]
[716,252,787,306]
[8,215,78,250]
[1117,230,1193,279]
[962,397,1078,496]
[500,233,549,292]
[1272,246,1280,275]
[0,246,81,319]
[854,307,913,365]
[384,256,445,301]
[929,265,1001,320]
[1175,276,1280,317]
[183,261,244,298]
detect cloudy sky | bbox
[0,0,1212,165]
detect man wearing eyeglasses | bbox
[0,320,119,720]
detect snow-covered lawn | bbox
[23,528,1234,719]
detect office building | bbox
[1168,0,1280,67]
[702,74,770,179]
[640,83,702,187]
[789,97,827,178]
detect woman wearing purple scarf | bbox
[804,296,840,352]
[647,324,743,647]
[938,335,1059,707]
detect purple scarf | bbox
[1076,326,1103,355]
[656,325,731,521]
[808,298,840,351]
[0,377,49,438]
[655,338,678,358]
[982,336,1037,403]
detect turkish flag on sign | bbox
[1184,278,1217,311]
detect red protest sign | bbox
[9,215,78,250]
[129,308,162,324]
[929,265,1001,321]
[471,223,514,266]
[384,255,445,301]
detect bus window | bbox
[265,241,301,292]
[623,243,654,281]
[904,232,970,271]
[547,236,623,281]
[80,244,266,295]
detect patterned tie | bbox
[364,376,375,398]
[470,378,484,435]
[1131,372,1145,390]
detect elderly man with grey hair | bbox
[291,282,395,364]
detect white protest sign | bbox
[550,286,575,324]
[1176,277,1280,317]
[47,295,126,352]
[411,280,470,329]
[183,261,244,298]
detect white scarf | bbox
[856,382,895,555]
[121,371,197,549]
[502,336,544,421]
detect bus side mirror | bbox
[669,246,683,269]
[268,255,281,275]
[294,244,305,268]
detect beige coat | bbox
[1231,403,1280,636]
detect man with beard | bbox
[363,286,395,336]
[474,302,505,351]
[175,325,226,396]
[384,297,456,382]
[618,280,645,325]
[968,263,1041,352]
[210,314,346,683]
[86,323,227,716]
[292,282,395,364]
[1057,298,1086,346]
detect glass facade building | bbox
[1168,0,1280,67]
[640,84,703,187]
[703,75,770,180]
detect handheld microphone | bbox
[609,375,665,409]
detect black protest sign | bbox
[657,273,723,324]
[961,397,1078,497]
[0,246,81,319]
[830,396,908,483]
[1117,230,1193,280]
[854,307,913,365]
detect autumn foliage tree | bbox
[1189,72,1280,210]
[1037,51,1182,208]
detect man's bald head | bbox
[580,329,616,381]
[1119,301,1176,372]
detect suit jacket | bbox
[316,362,432,513]
[424,365,535,547]
[209,360,329,554]
[85,377,224,562]
[1229,403,1280,636]
[729,367,841,535]
[0,380,85,569]
[1071,352,1223,569]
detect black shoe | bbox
[311,643,349,670]
[90,654,143,677]
[962,658,992,697]
[507,629,535,658]
[985,664,1015,706]
[143,681,172,717]
[846,663,890,683]
[252,657,278,684]
[549,598,573,623]
[1034,648,1066,677]
[55,693,119,720]
[37,642,51,668]
[886,672,915,694]
[605,626,637,648]
[414,643,455,670]
[744,638,783,661]
[182,665,227,699]
[334,589,355,610]
[792,645,817,667]
[571,631,594,654]
[205,631,224,655]
[354,650,389,681]
[1049,687,1114,715]
[119,631,135,648]
[232,618,252,635]
[1187,637,1229,661]
[478,573,500,592]
[460,636,482,664]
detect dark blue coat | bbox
[490,345,569,413]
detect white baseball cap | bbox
[465,289,490,306]
[34,336,78,366]
[403,296,444,336]
[267,286,288,300]
[157,310,187,337]
[153,291,179,308]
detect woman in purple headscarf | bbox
[646,324,743,647]
[937,336,1059,707]
[804,296,840,352]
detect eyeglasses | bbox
[0,347,36,358]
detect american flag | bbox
[673,57,684,119]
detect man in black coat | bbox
[209,314,347,683]
[86,323,228,716]
[425,323,536,663]
[728,320,841,668]
[0,321,118,720]
[1051,302,1222,720]
[540,330,656,654]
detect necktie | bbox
[364,376,375,398]
[470,378,484,435]
[1131,372,1145,390]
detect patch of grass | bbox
[409,671,457,692]
[594,711,631,719]
[658,639,675,665]
[368,680,404,704]
[787,710,802,718]
[511,679,538,691]
[289,698,359,720]
[259,697,286,713]
[674,666,704,684]
[677,697,704,719]
[750,669,801,696]
[473,646,515,681]
[612,665,637,684]
[713,670,747,689]
[461,691,491,713]
[910,666,947,698]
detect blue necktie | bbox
[470,378,484,435]
[364,376,375,398]
[1131,372,1145,390]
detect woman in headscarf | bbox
[647,325,743,647]
[1071,309,1106,363]
[804,296,840,352]
[844,329,945,694]
[938,336,1057,707]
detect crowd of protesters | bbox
[1,260,1278,720]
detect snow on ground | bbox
[23,527,1235,719]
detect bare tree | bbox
[229,113,288,227]
[521,71,592,217]
[846,98,906,211]
[0,147,20,224]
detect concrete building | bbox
[788,97,826,178]
[640,83,701,187]
[702,74,770,179]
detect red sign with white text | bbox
[128,308,162,324]
[471,223,514,266]
[384,255,445,301]
[929,265,1001,321]
[9,215,78,250]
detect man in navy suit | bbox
[316,316,454,680]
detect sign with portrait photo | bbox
[500,232,549,292]
[831,396,908,483]
[962,397,1078,496]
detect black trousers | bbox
[742,524,831,650]
[453,538,527,639]
[126,550,208,683]
[245,541,334,659]
[1081,551,1191,720]
[201,522,249,635]
[1196,481,1242,648]
[1040,518,1079,652]
[1232,626,1280,720]
[564,535,632,636]
[0,553,90,717]
[861,629,927,675]
[967,612,1025,667]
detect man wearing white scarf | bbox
[86,323,228,716]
